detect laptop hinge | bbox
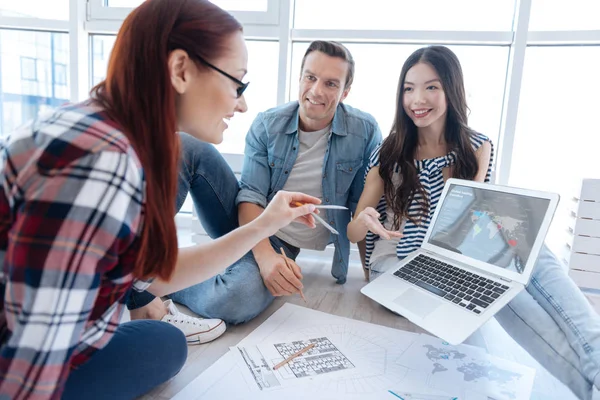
[480,270,513,283]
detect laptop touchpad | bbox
[393,288,442,318]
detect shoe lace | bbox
[169,312,204,326]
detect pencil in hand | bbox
[280,247,307,303]
[273,343,316,370]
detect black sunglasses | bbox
[196,55,249,98]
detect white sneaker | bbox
[161,300,226,345]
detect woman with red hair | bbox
[0,0,319,398]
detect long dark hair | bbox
[91,0,242,280]
[379,45,478,228]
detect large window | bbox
[0,0,69,20]
[107,0,269,11]
[294,0,515,31]
[529,0,600,30]
[510,46,600,251]
[0,29,69,136]
[89,0,278,24]
[290,43,509,146]
[215,40,278,155]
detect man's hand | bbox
[256,250,304,297]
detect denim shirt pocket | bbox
[268,154,286,193]
[268,154,285,169]
[335,158,362,195]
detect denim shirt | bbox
[236,101,382,283]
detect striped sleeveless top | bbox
[365,132,494,267]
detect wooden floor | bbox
[135,253,598,400]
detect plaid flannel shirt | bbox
[0,101,151,399]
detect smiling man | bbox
[236,40,382,293]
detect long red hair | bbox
[91,0,242,280]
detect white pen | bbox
[311,211,339,235]
[314,205,348,210]
[292,202,341,235]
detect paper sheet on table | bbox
[232,335,361,391]
[172,304,534,400]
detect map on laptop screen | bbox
[427,183,551,274]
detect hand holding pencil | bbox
[280,248,307,303]
[257,250,304,298]
[253,191,318,298]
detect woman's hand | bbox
[257,191,321,236]
[355,207,403,240]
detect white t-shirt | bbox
[276,125,332,250]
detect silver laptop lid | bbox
[421,178,559,285]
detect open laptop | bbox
[361,178,559,345]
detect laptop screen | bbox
[426,183,551,274]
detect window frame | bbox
[87,0,281,25]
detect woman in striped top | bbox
[348,46,600,400]
[348,46,493,274]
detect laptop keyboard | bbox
[393,254,509,315]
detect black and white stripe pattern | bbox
[365,133,494,266]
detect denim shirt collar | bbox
[282,102,349,137]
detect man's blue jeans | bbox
[128,132,298,325]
